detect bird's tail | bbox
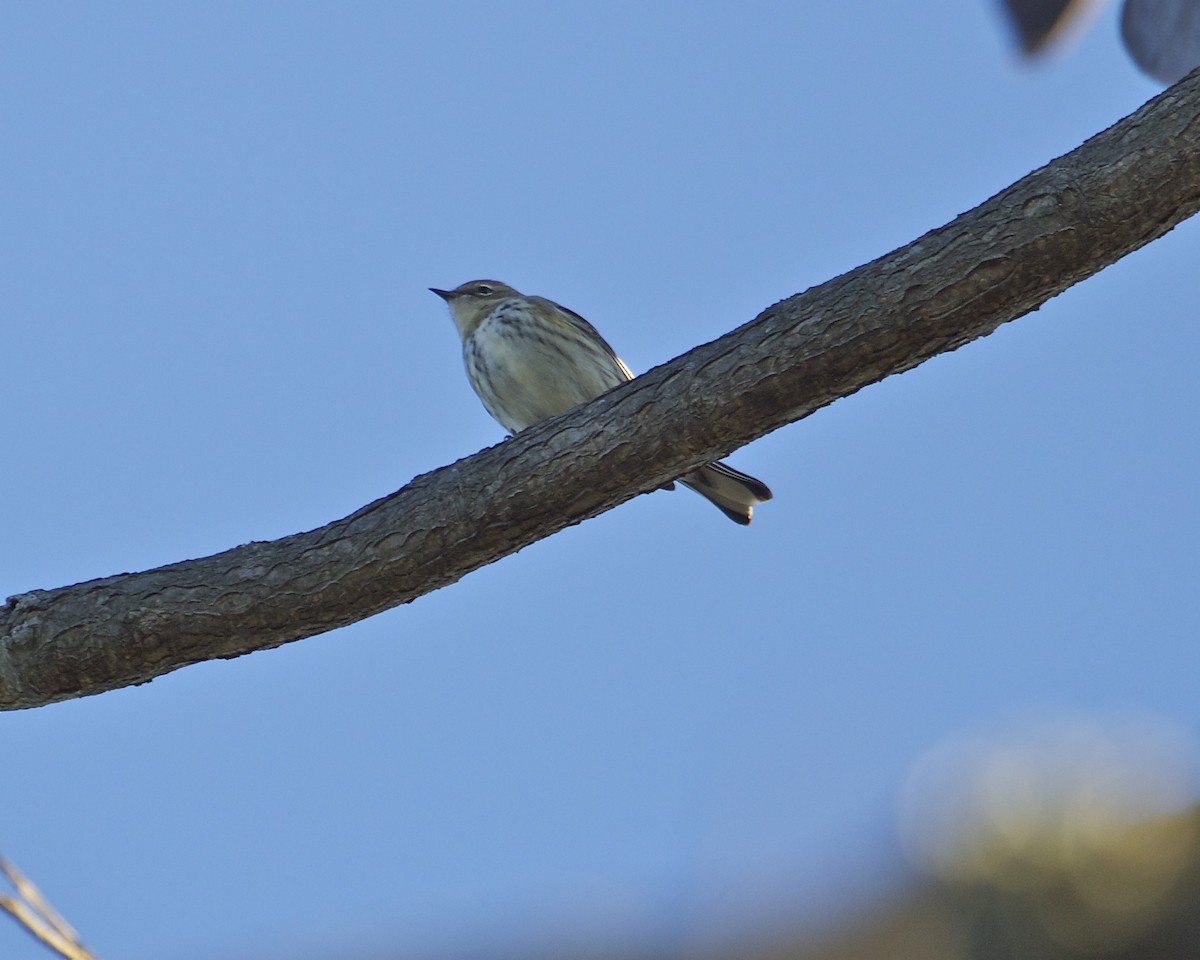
[679,461,773,525]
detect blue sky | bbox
[2,3,1197,958]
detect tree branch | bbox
[4,72,1200,710]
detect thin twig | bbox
[0,857,97,960]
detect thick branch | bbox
[4,72,1199,710]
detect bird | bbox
[431,279,772,524]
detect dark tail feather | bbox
[678,460,772,525]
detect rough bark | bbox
[3,72,1199,710]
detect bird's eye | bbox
[475,284,494,296]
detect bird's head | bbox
[430,280,521,339]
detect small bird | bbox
[431,280,772,524]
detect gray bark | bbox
[4,71,1200,710]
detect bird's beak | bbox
[429,287,454,301]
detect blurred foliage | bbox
[342,791,1200,960]
[999,0,1096,53]
[745,805,1200,960]
[386,718,1200,960]
[996,0,1200,83]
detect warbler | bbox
[431,280,772,524]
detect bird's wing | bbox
[532,296,635,382]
